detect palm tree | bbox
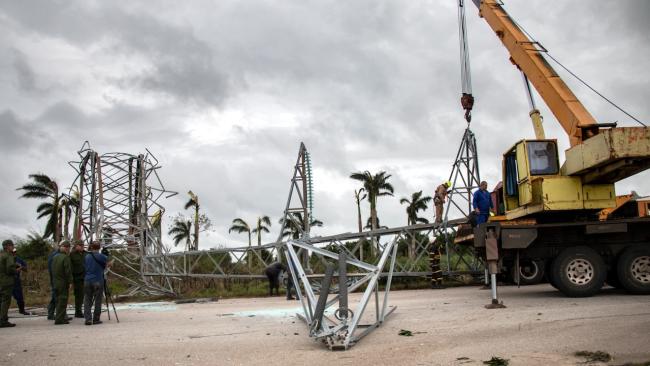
[17,174,61,242]
[400,191,432,259]
[228,218,251,247]
[364,217,389,230]
[60,193,79,241]
[185,191,200,250]
[251,216,272,246]
[354,189,366,233]
[279,213,323,240]
[350,171,394,255]
[400,191,432,226]
[168,219,192,252]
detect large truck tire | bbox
[511,259,545,285]
[550,246,606,297]
[617,247,650,294]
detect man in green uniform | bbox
[69,240,86,318]
[51,241,73,325]
[1,239,21,328]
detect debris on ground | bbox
[175,297,219,304]
[482,356,509,366]
[398,329,427,336]
[574,350,612,363]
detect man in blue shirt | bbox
[83,241,110,325]
[472,181,493,225]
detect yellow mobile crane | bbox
[466,0,650,297]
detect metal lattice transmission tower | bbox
[439,127,483,275]
[276,142,314,269]
[69,142,177,296]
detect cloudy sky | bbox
[1,0,648,250]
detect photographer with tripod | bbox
[83,241,111,326]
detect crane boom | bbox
[472,0,596,147]
[466,0,650,220]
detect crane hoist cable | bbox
[506,9,646,128]
[457,0,474,123]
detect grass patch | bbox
[483,357,509,366]
[575,350,612,363]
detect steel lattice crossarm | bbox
[141,219,469,282]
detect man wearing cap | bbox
[69,240,86,318]
[51,241,73,325]
[434,181,451,224]
[83,241,109,325]
[11,248,27,315]
[0,239,21,327]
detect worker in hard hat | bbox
[434,181,452,224]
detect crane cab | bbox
[501,139,615,220]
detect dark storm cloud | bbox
[1,0,233,107]
[11,49,38,93]
[0,0,648,245]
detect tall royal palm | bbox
[185,191,200,250]
[400,191,432,259]
[251,216,272,246]
[350,170,394,233]
[168,219,193,252]
[17,174,61,242]
[228,218,252,247]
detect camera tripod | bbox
[103,277,119,323]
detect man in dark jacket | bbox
[11,249,27,315]
[1,240,21,327]
[264,262,286,296]
[69,240,86,318]
[46,246,58,320]
[51,242,73,325]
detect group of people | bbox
[434,180,494,225]
[0,239,110,328]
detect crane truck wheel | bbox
[616,247,650,295]
[511,259,545,285]
[551,246,606,297]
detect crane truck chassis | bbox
[473,215,650,297]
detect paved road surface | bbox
[1,284,649,366]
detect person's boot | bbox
[18,303,27,315]
[0,322,16,328]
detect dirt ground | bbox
[1,284,649,366]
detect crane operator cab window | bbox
[503,140,560,211]
[527,141,559,175]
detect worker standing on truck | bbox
[472,181,493,225]
[434,181,451,224]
